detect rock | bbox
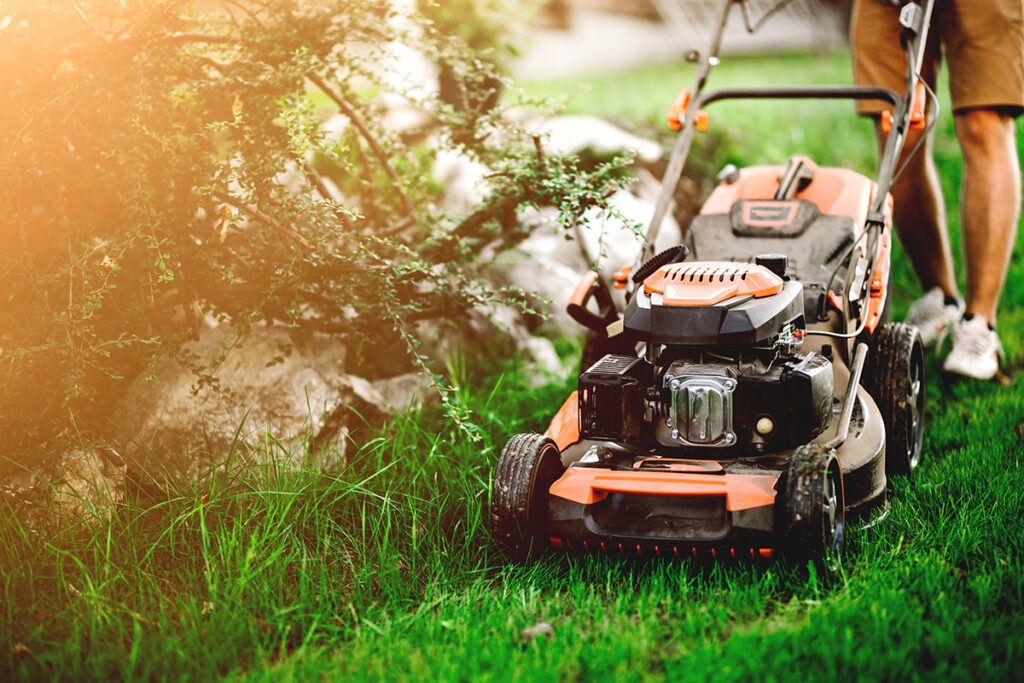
[519,622,555,643]
[521,336,567,387]
[487,187,680,338]
[577,188,680,273]
[371,372,440,413]
[54,449,126,523]
[379,95,433,136]
[113,323,389,472]
[488,209,588,334]
[432,146,491,215]
[533,114,663,164]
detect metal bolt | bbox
[670,379,681,391]
[725,379,736,391]
[671,429,680,440]
[724,433,736,445]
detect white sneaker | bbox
[943,316,1004,380]
[905,287,963,348]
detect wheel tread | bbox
[865,322,925,477]
[491,433,562,557]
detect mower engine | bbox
[578,258,833,457]
[579,349,833,455]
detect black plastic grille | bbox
[578,354,647,441]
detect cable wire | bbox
[739,0,797,33]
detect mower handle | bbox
[567,271,620,334]
[693,85,901,109]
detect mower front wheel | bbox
[781,445,845,564]
[491,434,563,559]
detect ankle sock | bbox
[963,313,996,331]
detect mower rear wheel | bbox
[491,434,563,558]
[781,445,845,563]
[866,322,925,477]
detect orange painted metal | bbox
[543,392,580,452]
[642,262,783,306]
[700,165,876,225]
[547,466,778,511]
[631,458,724,473]
[827,289,845,313]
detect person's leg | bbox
[877,123,960,300]
[874,122,964,347]
[955,108,1021,326]
[853,0,961,334]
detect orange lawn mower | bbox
[491,0,936,562]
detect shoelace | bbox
[907,293,948,324]
[954,321,1002,357]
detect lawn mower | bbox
[492,0,933,561]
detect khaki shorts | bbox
[851,0,1024,117]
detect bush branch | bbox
[306,72,417,221]
[211,190,314,251]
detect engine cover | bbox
[654,353,833,453]
[623,273,804,346]
[665,374,737,447]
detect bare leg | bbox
[876,122,960,299]
[955,109,1021,326]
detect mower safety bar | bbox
[693,85,902,110]
[641,85,903,263]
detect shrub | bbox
[0,0,626,453]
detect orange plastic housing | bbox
[613,263,632,289]
[543,392,580,452]
[568,271,597,308]
[642,262,783,306]
[863,228,891,334]
[701,165,877,224]
[547,466,778,512]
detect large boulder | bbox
[112,322,389,473]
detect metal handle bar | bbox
[694,85,902,109]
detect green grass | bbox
[3,49,1024,681]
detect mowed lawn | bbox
[2,51,1023,681]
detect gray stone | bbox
[488,187,680,338]
[532,114,663,164]
[54,449,126,523]
[112,323,389,472]
[371,372,440,413]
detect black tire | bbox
[865,322,925,477]
[780,445,845,563]
[491,434,563,558]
